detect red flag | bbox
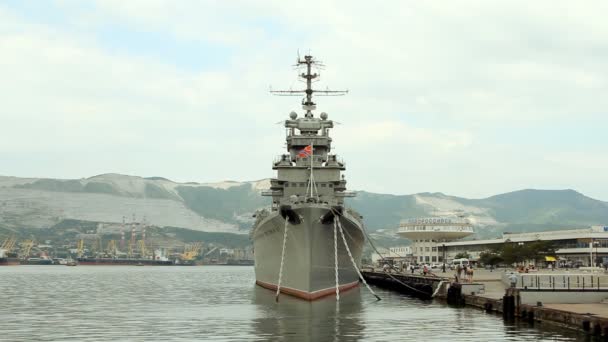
[297,145,312,158]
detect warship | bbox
[251,55,365,301]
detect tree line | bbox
[454,241,557,267]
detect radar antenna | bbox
[270,55,348,118]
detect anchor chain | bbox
[335,215,381,301]
[333,219,340,301]
[275,219,290,302]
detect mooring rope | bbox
[431,280,447,298]
[354,212,432,298]
[275,219,289,302]
[333,219,340,301]
[334,214,381,301]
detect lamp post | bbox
[590,240,596,267]
[594,240,600,267]
[442,243,446,273]
[518,242,525,267]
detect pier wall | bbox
[520,291,608,305]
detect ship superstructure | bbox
[251,55,365,300]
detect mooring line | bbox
[353,211,432,298]
[275,219,289,302]
[333,212,381,301]
[333,219,340,301]
[431,280,447,298]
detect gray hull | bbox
[252,205,364,300]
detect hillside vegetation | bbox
[1,174,607,240]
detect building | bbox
[371,246,413,265]
[443,225,608,267]
[397,216,474,265]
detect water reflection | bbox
[252,286,364,341]
[0,266,584,341]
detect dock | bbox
[362,270,448,299]
[362,268,608,338]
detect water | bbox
[0,266,585,341]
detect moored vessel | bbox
[20,257,54,265]
[76,257,174,266]
[251,55,365,301]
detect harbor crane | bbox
[1,235,17,252]
[20,240,34,259]
[181,242,203,261]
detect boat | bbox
[0,249,19,266]
[20,257,54,265]
[75,257,174,266]
[251,55,365,301]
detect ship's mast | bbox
[270,55,348,117]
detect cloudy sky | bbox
[1,1,607,200]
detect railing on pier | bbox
[506,273,608,291]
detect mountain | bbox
[0,174,269,234]
[1,174,607,241]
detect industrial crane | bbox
[181,242,203,261]
[1,236,17,252]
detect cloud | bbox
[1,1,607,200]
[336,120,472,152]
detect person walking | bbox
[423,264,429,276]
[455,264,462,282]
[508,272,518,288]
[467,266,474,283]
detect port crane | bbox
[20,240,34,259]
[1,235,17,252]
[106,240,117,257]
[181,242,202,261]
[77,239,84,258]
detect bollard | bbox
[593,323,601,336]
[582,320,590,332]
[527,309,534,323]
[502,295,515,319]
[447,282,464,306]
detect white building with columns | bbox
[397,216,474,265]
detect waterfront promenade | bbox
[372,266,608,336]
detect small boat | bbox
[66,259,78,266]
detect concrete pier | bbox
[364,267,608,337]
[361,270,448,299]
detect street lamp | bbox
[593,240,600,267]
[518,242,524,268]
[442,243,446,273]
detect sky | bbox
[1,1,607,200]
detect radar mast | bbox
[270,55,348,117]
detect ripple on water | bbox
[0,266,583,341]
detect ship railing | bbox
[262,190,283,196]
[398,226,474,233]
[335,191,356,197]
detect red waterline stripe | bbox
[256,279,359,301]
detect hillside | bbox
[1,174,607,241]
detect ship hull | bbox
[20,258,53,265]
[0,257,20,266]
[76,258,175,266]
[252,205,364,301]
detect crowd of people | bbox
[381,262,475,283]
[454,264,474,283]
